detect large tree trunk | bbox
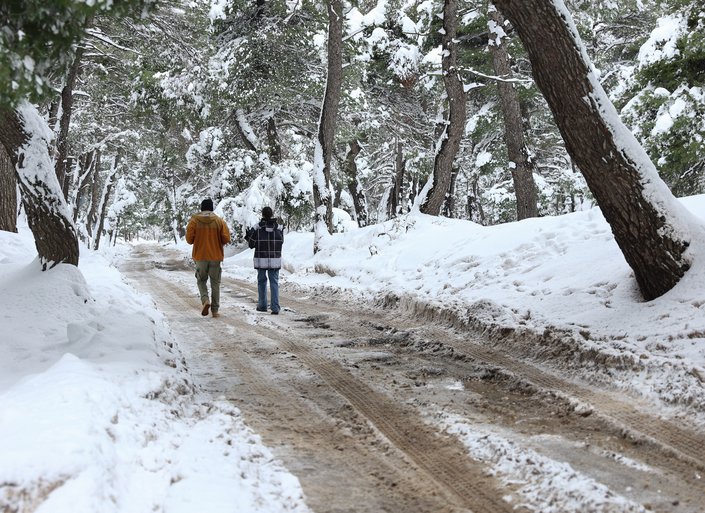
[494,0,693,300]
[0,143,17,232]
[420,0,467,216]
[55,44,86,201]
[487,4,538,221]
[312,0,343,252]
[0,105,79,269]
[343,139,368,227]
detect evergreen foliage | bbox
[0,0,157,110]
[1,0,702,242]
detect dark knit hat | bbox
[201,198,214,212]
[262,206,273,220]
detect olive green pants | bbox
[195,260,222,312]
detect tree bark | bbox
[0,106,79,269]
[387,139,406,219]
[442,167,458,218]
[72,150,96,223]
[467,175,486,224]
[313,0,343,252]
[234,109,259,152]
[266,116,282,163]
[86,149,102,238]
[493,0,691,300]
[93,151,121,250]
[0,142,18,232]
[487,4,538,221]
[343,139,368,227]
[409,175,419,208]
[420,0,467,216]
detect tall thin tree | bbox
[487,3,538,220]
[343,139,368,227]
[420,0,466,216]
[313,0,343,252]
[54,42,88,201]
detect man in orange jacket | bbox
[185,198,231,318]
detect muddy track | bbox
[140,270,516,513]
[231,275,705,477]
[450,338,705,469]
[122,245,705,513]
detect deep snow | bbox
[0,222,311,513]
[2,195,705,512]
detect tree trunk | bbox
[493,0,692,300]
[420,0,467,216]
[333,180,342,208]
[72,150,96,223]
[234,109,259,152]
[343,139,368,227]
[0,106,79,269]
[312,0,343,253]
[467,176,486,224]
[0,143,17,232]
[409,175,419,208]
[93,151,121,250]
[110,216,120,246]
[48,100,60,132]
[487,4,538,221]
[388,139,406,219]
[86,149,102,239]
[266,116,282,164]
[442,167,458,218]
[55,44,86,201]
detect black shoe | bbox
[256,307,267,312]
[271,310,279,315]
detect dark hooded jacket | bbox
[246,219,284,269]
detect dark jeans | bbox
[257,268,280,313]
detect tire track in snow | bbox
[136,268,516,513]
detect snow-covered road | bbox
[123,243,705,513]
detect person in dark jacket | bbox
[245,206,284,314]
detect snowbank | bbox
[0,226,310,513]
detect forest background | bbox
[0,0,703,271]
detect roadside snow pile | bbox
[226,195,705,414]
[0,227,310,513]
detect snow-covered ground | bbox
[0,222,311,513]
[2,195,705,512]
[224,196,705,416]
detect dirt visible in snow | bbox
[122,245,705,513]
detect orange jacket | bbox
[186,211,231,261]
